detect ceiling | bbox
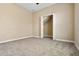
[17,3,55,12]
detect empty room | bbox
[0,3,79,56]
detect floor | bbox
[0,37,79,56]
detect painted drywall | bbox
[74,4,79,50]
[0,4,32,42]
[43,15,53,37]
[33,3,74,41]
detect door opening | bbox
[40,14,53,39]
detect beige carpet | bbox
[0,37,78,56]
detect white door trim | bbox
[40,13,54,39]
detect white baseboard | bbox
[0,35,74,44]
[0,36,33,44]
[34,36,74,43]
[53,39,74,43]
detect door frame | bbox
[40,13,54,39]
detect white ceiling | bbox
[17,3,55,12]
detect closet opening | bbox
[40,14,53,39]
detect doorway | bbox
[40,14,53,39]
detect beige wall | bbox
[44,15,53,37]
[0,4,32,42]
[0,3,74,43]
[74,4,79,49]
[33,3,74,41]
